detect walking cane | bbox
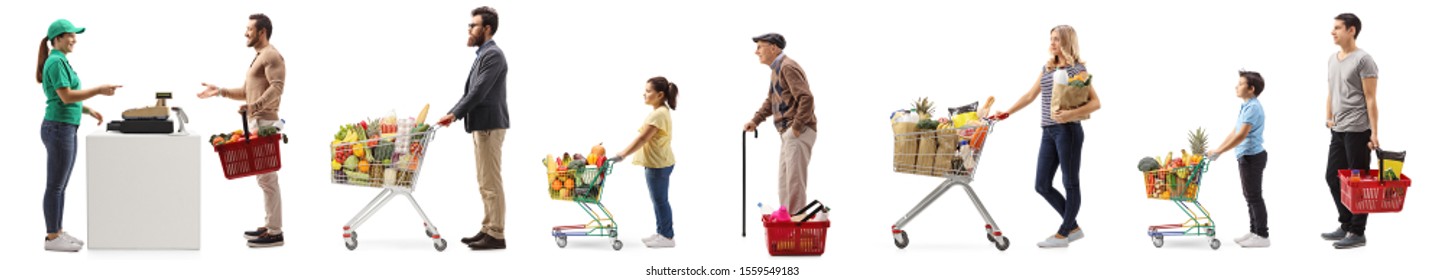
[743,130,757,236]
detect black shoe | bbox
[1333,233,1366,249]
[247,233,285,248]
[468,235,506,250]
[1321,227,1347,241]
[244,227,268,241]
[460,231,487,244]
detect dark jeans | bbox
[1238,151,1269,238]
[41,121,79,234]
[1035,123,1084,236]
[645,165,675,239]
[1326,130,1371,235]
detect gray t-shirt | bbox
[1328,49,1379,133]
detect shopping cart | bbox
[332,128,447,251]
[1144,156,1218,250]
[889,118,1010,251]
[550,158,622,250]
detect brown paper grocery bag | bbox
[893,122,918,173]
[914,130,938,176]
[934,130,959,176]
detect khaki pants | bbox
[251,119,283,233]
[778,127,816,212]
[472,129,507,238]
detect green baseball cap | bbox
[47,19,86,40]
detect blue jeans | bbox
[1036,123,1084,237]
[645,165,675,238]
[41,121,79,234]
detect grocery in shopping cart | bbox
[888,103,1010,251]
[331,113,447,251]
[547,149,622,251]
[1141,154,1218,250]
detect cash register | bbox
[107,92,190,134]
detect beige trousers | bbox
[472,129,507,238]
[779,127,816,212]
[252,119,282,233]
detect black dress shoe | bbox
[461,231,487,244]
[468,235,506,250]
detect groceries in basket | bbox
[1139,128,1210,200]
[210,113,289,180]
[544,144,611,202]
[331,105,436,187]
[891,96,994,176]
[761,200,830,256]
[1375,149,1406,181]
[1050,69,1093,121]
[1337,169,1412,213]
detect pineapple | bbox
[1187,127,1208,164]
[913,97,935,120]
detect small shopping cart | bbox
[1144,157,1218,250]
[549,158,622,250]
[889,118,1010,251]
[332,128,447,251]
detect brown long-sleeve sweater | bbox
[751,55,817,133]
[221,44,286,120]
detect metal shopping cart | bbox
[1144,156,1218,250]
[331,128,447,251]
[549,158,622,250]
[889,118,1010,251]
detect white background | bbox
[1,0,1438,279]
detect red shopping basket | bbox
[761,200,830,256]
[213,111,284,180]
[1337,170,1412,214]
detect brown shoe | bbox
[460,230,487,244]
[468,235,506,250]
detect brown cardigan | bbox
[221,44,286,120]
[750,55,817,133]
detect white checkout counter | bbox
[86,131,201,250]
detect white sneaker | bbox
[1234,233,1257,244]
[1037,235,1069,248]
[641,234,661,243]
[59,232,85,246]
[45,237,82,252]
[644,236,675,248]
[1238,235,1271,248]
[1066,229,1085,243]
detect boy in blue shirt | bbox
[1207,71,1268,248]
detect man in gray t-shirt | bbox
[1321,13,1381,250]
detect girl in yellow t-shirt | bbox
[613,76,677,248]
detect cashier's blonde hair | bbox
[1050,25,1084,68]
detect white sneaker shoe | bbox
[644,236,675,248]
[59,232,85,246]
[1037,235,1069,248]
[1234,233,1257,244]
[45,237,82,252]
[1066,229,1085,243]
[1238,235,1271,248]
[641,234,661,243]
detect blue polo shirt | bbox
[1235,98,1265,159]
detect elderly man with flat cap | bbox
[743,33,817,213]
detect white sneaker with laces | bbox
[1238,235,1271,248]
[642,234,661,243]
[644,236,675,248]
[1234,233,1256,245]
[60,232,85,246]
[45,237,82,252]
[1037,235,1069,248]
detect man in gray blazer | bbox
[439,6,510,250]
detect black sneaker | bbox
[1321,227,1347,241]
[244,227,268,241]
[468,235,506,250]
[460,231,487,244]
[247,232,284,248]
[1333,233,1366,249]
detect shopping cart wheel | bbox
[1209,239,1221,250]
[893,231,910,249]
[993,236,1010,251]
[1206,229,1216,236]
[1151,236,1164,248]
[612,240,624,251]
[434,239,447,252]
[555,236,568,248]
[345,236,359,251]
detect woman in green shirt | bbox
[36,19,122,252]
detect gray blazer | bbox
[449,40,510,132]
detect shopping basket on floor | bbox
[763,200,830,256]
[213,111,285,180]
[1337,169,1412,213]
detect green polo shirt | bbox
[41,49,82,125]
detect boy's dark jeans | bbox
[1238,151,1268,237]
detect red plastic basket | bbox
[214,135,283,180]
[1337,170,1411,214]
[762,215,829,256]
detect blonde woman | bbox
[992,25,1101,248]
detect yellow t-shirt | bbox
[634,106,674,168]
